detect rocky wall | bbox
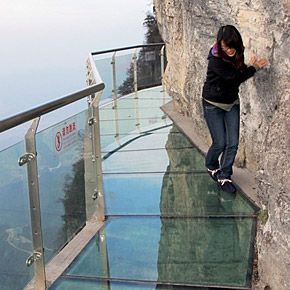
[153,0,290,289]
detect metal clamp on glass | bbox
[88,117,96,126]
[92,189,98,200]
[92,188,103,200]
[26,251,42,267]
[18,153,36,166]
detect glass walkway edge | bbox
[48,86,258,290]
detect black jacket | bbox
[202,49,256,104]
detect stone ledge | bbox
[161,100,261,209]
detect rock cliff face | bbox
[154,1,290,289]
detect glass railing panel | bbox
[103,173,256,216]
[137,47,163,90]
[115,53,134,96]
[0,141,34,290]
[94,56,114,101]
[94,53,134,102]
[63,216,255,288]
[93,45,165,103]
[36,109,91,263]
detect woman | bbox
[202,25,267,193]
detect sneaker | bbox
[217,178,236,193]
[207,168,221,182]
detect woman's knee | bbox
[211,142,226,152]
[226,142,239,151]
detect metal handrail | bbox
[0,83,104,133]
[91,43,165,56]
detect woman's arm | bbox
[209,58,256,84]
[209,56,268,84]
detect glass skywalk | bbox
[50,86,258,290]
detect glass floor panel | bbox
[99,106,167,121]
[100,96,171,110]
[102,147,204,173]
[99,117,172,140]
[100,124,173,153]
[101,124,174,137]
[102,125,204,173]
[99,124,174,151]
[102,128,193,153]
[61,217,255,288]
[103,173,256,216]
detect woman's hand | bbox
[250,55,268,69]
[250,55,258,65]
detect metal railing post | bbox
[19,117,46,290]
[86,55,105,221]
[89,92,105,221]
[133,50,138,99]
[85,57,99,220]
[133,50,140,131]
[160,45,165,91]
[111,52,118,107]
[160,45,166,107]
[111,52,120,142]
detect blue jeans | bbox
[203,100,240,178]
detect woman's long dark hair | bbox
[217,25,246,70]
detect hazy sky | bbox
[0,0,153,118]
[0,0,153,148]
